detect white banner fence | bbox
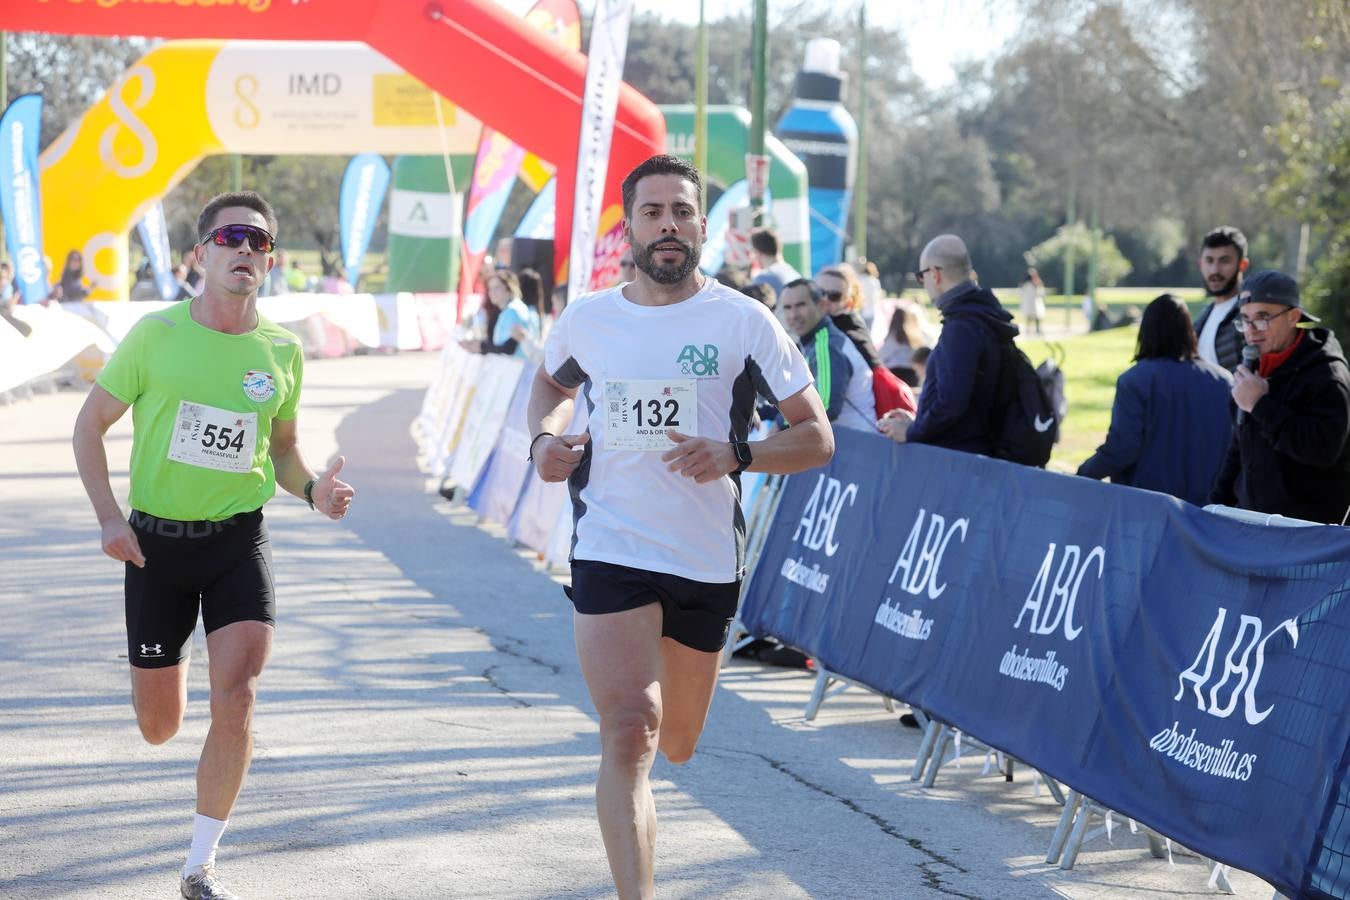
[1,292,463,400]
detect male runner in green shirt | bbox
[73,191,355,900]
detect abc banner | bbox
[339,153,392,290]
[0,94,48,304]
[741,428,1350,898]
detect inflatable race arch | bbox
[9,0,665,300]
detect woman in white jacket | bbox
[1019,266,1047,335]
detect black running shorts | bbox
[124,508,275,669]
[566,559,740,653]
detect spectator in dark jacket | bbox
[1078,294,1233,505]
[781,279,877,432]
[882,234,1016,453]
[1209,271,1350,524]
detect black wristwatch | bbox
[731,440,753,475]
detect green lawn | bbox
[1021,327,1139,473]
[284,250,390,293]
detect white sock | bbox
[183,813,228,876]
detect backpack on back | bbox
[989,338,1064,468]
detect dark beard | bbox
[633,236,701,285]
[1205,272,1239,299]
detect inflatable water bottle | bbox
[775,38,858,272]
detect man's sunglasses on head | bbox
[200,224,276,254]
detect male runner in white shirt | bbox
[528,154,833,899]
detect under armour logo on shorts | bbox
[140,644,164,657]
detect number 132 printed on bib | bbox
[604,379,698,451]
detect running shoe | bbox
[180,865,240,900]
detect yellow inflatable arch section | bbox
[40,40,500,301]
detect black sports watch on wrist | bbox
[731,440,753,475]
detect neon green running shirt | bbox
[97,301,304,521]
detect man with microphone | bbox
[1209,270,1350,524]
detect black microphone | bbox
[1237,343,1260,425]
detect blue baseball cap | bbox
[1239,270,1319,322]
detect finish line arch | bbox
[41,40,490,300]
[10,0,664,300]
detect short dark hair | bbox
[621,155,702,219]
[782,278,822,304]
[1201,226,1248,261]
[1135,293,1198,361]
[197,191,278,241]
[715,265,747,289]
[740,282,777,309]
[750,228,779,257]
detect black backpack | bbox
[988,336,1064,468]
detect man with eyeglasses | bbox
[1209,270,1350,525]
[73,191,356,900]
[882,234,1017,452]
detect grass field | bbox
[901,285,1207,317]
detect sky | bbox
[493,0,1019,90]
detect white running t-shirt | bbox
[544,278,813,583]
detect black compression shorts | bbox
[565,559,740,653]
[125,508,275,669]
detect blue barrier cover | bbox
[471,364,537,526]
[740,427,1350,897]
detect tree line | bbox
[7,2,1346,329]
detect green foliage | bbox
[1264,90,1350,335]
[6,34,152,148]
[1027,223,1132,289]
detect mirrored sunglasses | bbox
[201,224,275,254]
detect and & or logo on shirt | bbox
[242,369,276,403]
[676,344,719,377]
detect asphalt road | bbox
[0,351,1273,899]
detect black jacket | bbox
[1192,298,1244,373]
[829,311,883,370]
[907,282,1018,454]
[1210,327,1350,524]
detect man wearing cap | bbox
[1209,270,1350,524]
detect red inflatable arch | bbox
[6,0,666,280]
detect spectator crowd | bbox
[671,223,1350,528]
[4,219,1347,528]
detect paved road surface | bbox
[0,352,1271,898]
